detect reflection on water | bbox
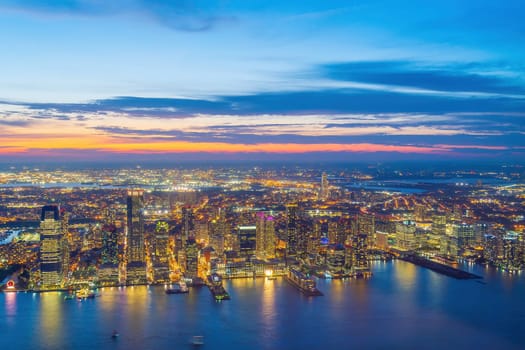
[1,262,524,350]
[39,292,63,349]
[393,259,417,291]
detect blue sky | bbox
[0,1,524,161]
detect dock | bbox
[400,255,482,280]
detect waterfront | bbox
[2,261,524,350]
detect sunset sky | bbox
[1,1,524,162]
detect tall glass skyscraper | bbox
[126,190,147,284]
[39,205,64,289]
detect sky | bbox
[0,0,524,163]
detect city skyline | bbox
[1,1,524,161]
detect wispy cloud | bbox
[0,0,234,32]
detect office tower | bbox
[98,223,119,285]
[430,214,447,247]
[414,204,427,222]
[320,172,329,200]
[126,190,147,284]
[358,213,375,248]
[152,221,170,283]
[502,231,523,271]
[286,204,299,256]
[255,212,275,260]
[182,206,194,244]
[239,225,257,258]
[326,244,346,276]
[395,220,418,251]
[348,233,370,277]
[209,218,226,257]
[452,222,474,253]
[39,205,65,289]
[185,238,199,279]
[102,224,119,265]
[60,210,70,283]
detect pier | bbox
[400,254,482,280]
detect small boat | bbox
[111,330,119,339]
[191,335,204,346]
[165,281,189,294]
[76,289,97,300]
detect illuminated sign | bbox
[6,280,15,289]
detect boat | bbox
[111,330,119,339]
[285,268,323,296]
[76,288,97,300]
[207,273,230,301]
[165,281,189,294]
[191,335,204,346]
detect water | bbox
[2,261,524,350]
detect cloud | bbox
[320,61,525,96]
[0,0,233,32]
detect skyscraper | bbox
[39,205,65,289]
[126,190,147,284]
[256,212,276,260]
[152,221,170,283]
[320,172,329,200]
[286,204,299,256]
[99,223,120,285]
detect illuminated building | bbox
[326,244,346,276]
[239,225,257,258]
[181,206,194,245]
[395,221,418,251]
[320,172,329,200]
[185,238,199,279]
[286,204,299,256]
[414,204,427,222]
[430,214,446,249]
[98,223,120,285]
[347,233,370,277]
[358,213,375,248]
[501,231,524,271]
[256,212,275,260]
[209,218,226,257]
[452,222,475,254]
[152,221,170,283]
[101,224,119,265]
[126,190,147,285]
[39,205,65,289]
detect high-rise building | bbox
[358,213,375,248]
[182,206,194,243]
[395,220,418,251]
[98,223,120,286]
[185,238,199,279]
[152,221,170,283]
[255,212,275,260]
[347,233,370,277]
[320,172,329,200]
[239,225,257,258]
[286,204,299,256]
[101,224,119,265]
[39,205,65,289]
[126,190,147,284]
